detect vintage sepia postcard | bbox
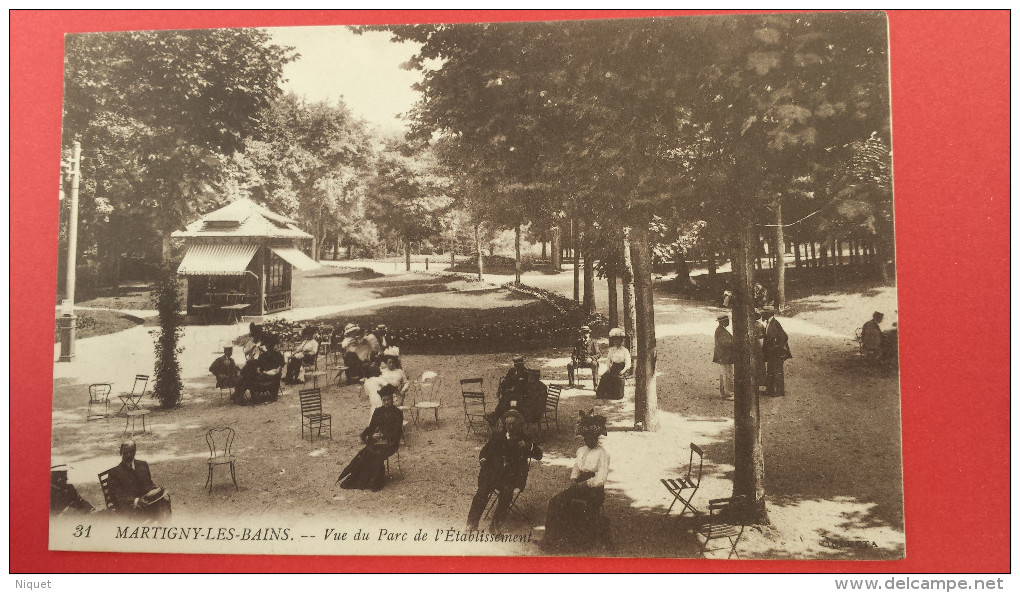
[47,11,907,561]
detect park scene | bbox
[50,12,902,560]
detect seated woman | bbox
[595,328,631,400]
[341,324,379,384]
[365,347,410,420]
[233,334,285,405]
[336,384,403,492]
[284,325,319,384]
[242,323,265,361]
[542,410,610,550]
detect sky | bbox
[268,26,424,137]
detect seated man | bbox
[50,464,94,515]
[233,334,285,405]
[488,356,545,426]
[107,440,171,519]
[242,323,265,361]
[861,311,885,364]
[466,410,543,533]
[567,326,600,389]
[209,346,240,389]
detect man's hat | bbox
[512,355,525,363]
[761,306,776,314]
[223,346,234,355]
[580,325,591,333]
[873,311,884,317]
[717,313,730,321]
[51,464,71,474]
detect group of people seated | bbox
[340,323,392,384]
[212,323,286,405]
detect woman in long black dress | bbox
[595,328,631,400]
[336,384,403,492]
[542,410,610,551]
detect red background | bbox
[11,10,1010,573]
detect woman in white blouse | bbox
[595,327,630,400]
[365,347,410,420]
[542,410,610,550]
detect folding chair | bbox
[385,448,403,479]
[460,378,488,438]
[299,388,332,443]
[696,495,747,559]
[661,443,704,518]
[87,383,112,421]
[116,375,149,416]
[205,427,238,493]
[484,459,532,523]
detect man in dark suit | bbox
[107,440,171,518]
[488,356,545,426]
[466,410,543,533]
[567,326,600,389]
[761,306,793,397]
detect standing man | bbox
[567,326,599,389]
[466,410,543,533]
[761,306,793,397]
[861,311,885,364]
[713,314,734,400]
[107,440,171,518]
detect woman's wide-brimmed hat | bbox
[608,327,625,338]
[344,323,361,336]
[576,409,608,437]
[382,346,400,359]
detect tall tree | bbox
[62,28,295,268]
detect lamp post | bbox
[57,141,81,362]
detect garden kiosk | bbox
[173,199,319,319]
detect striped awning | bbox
[177,244,258,276]
[270,246,320,271]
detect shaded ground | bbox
[50,265,903,559]
[53,309,143,343]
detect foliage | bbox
[61,28,295,284]
[151,267,184,409]
[243,93,377,258]
[367,141,455,247]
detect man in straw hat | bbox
[567,325,600,389]
[209,346,240,390]
[713,314,735,399]
[50,464,94,515]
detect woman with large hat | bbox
[365,346,410,420]
[541,409,610,550]
[595,328,630,400]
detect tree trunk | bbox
[572,218,580,302]
[731,214,768,524]
[514,224,522,285]
[607,271,619,329]
[810,241,817,268]
[793,239,801,269]
[675,247,690,293]
[541,239,547,260]
[629,224,658,432]
[404,239,411,271]
[582,228,595,316]
[621,230,637,355]
[474,224,484,281]
[551,226,561,271]
[161,233,172,264]
[774,202,786,311]
[707,250,717,278]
